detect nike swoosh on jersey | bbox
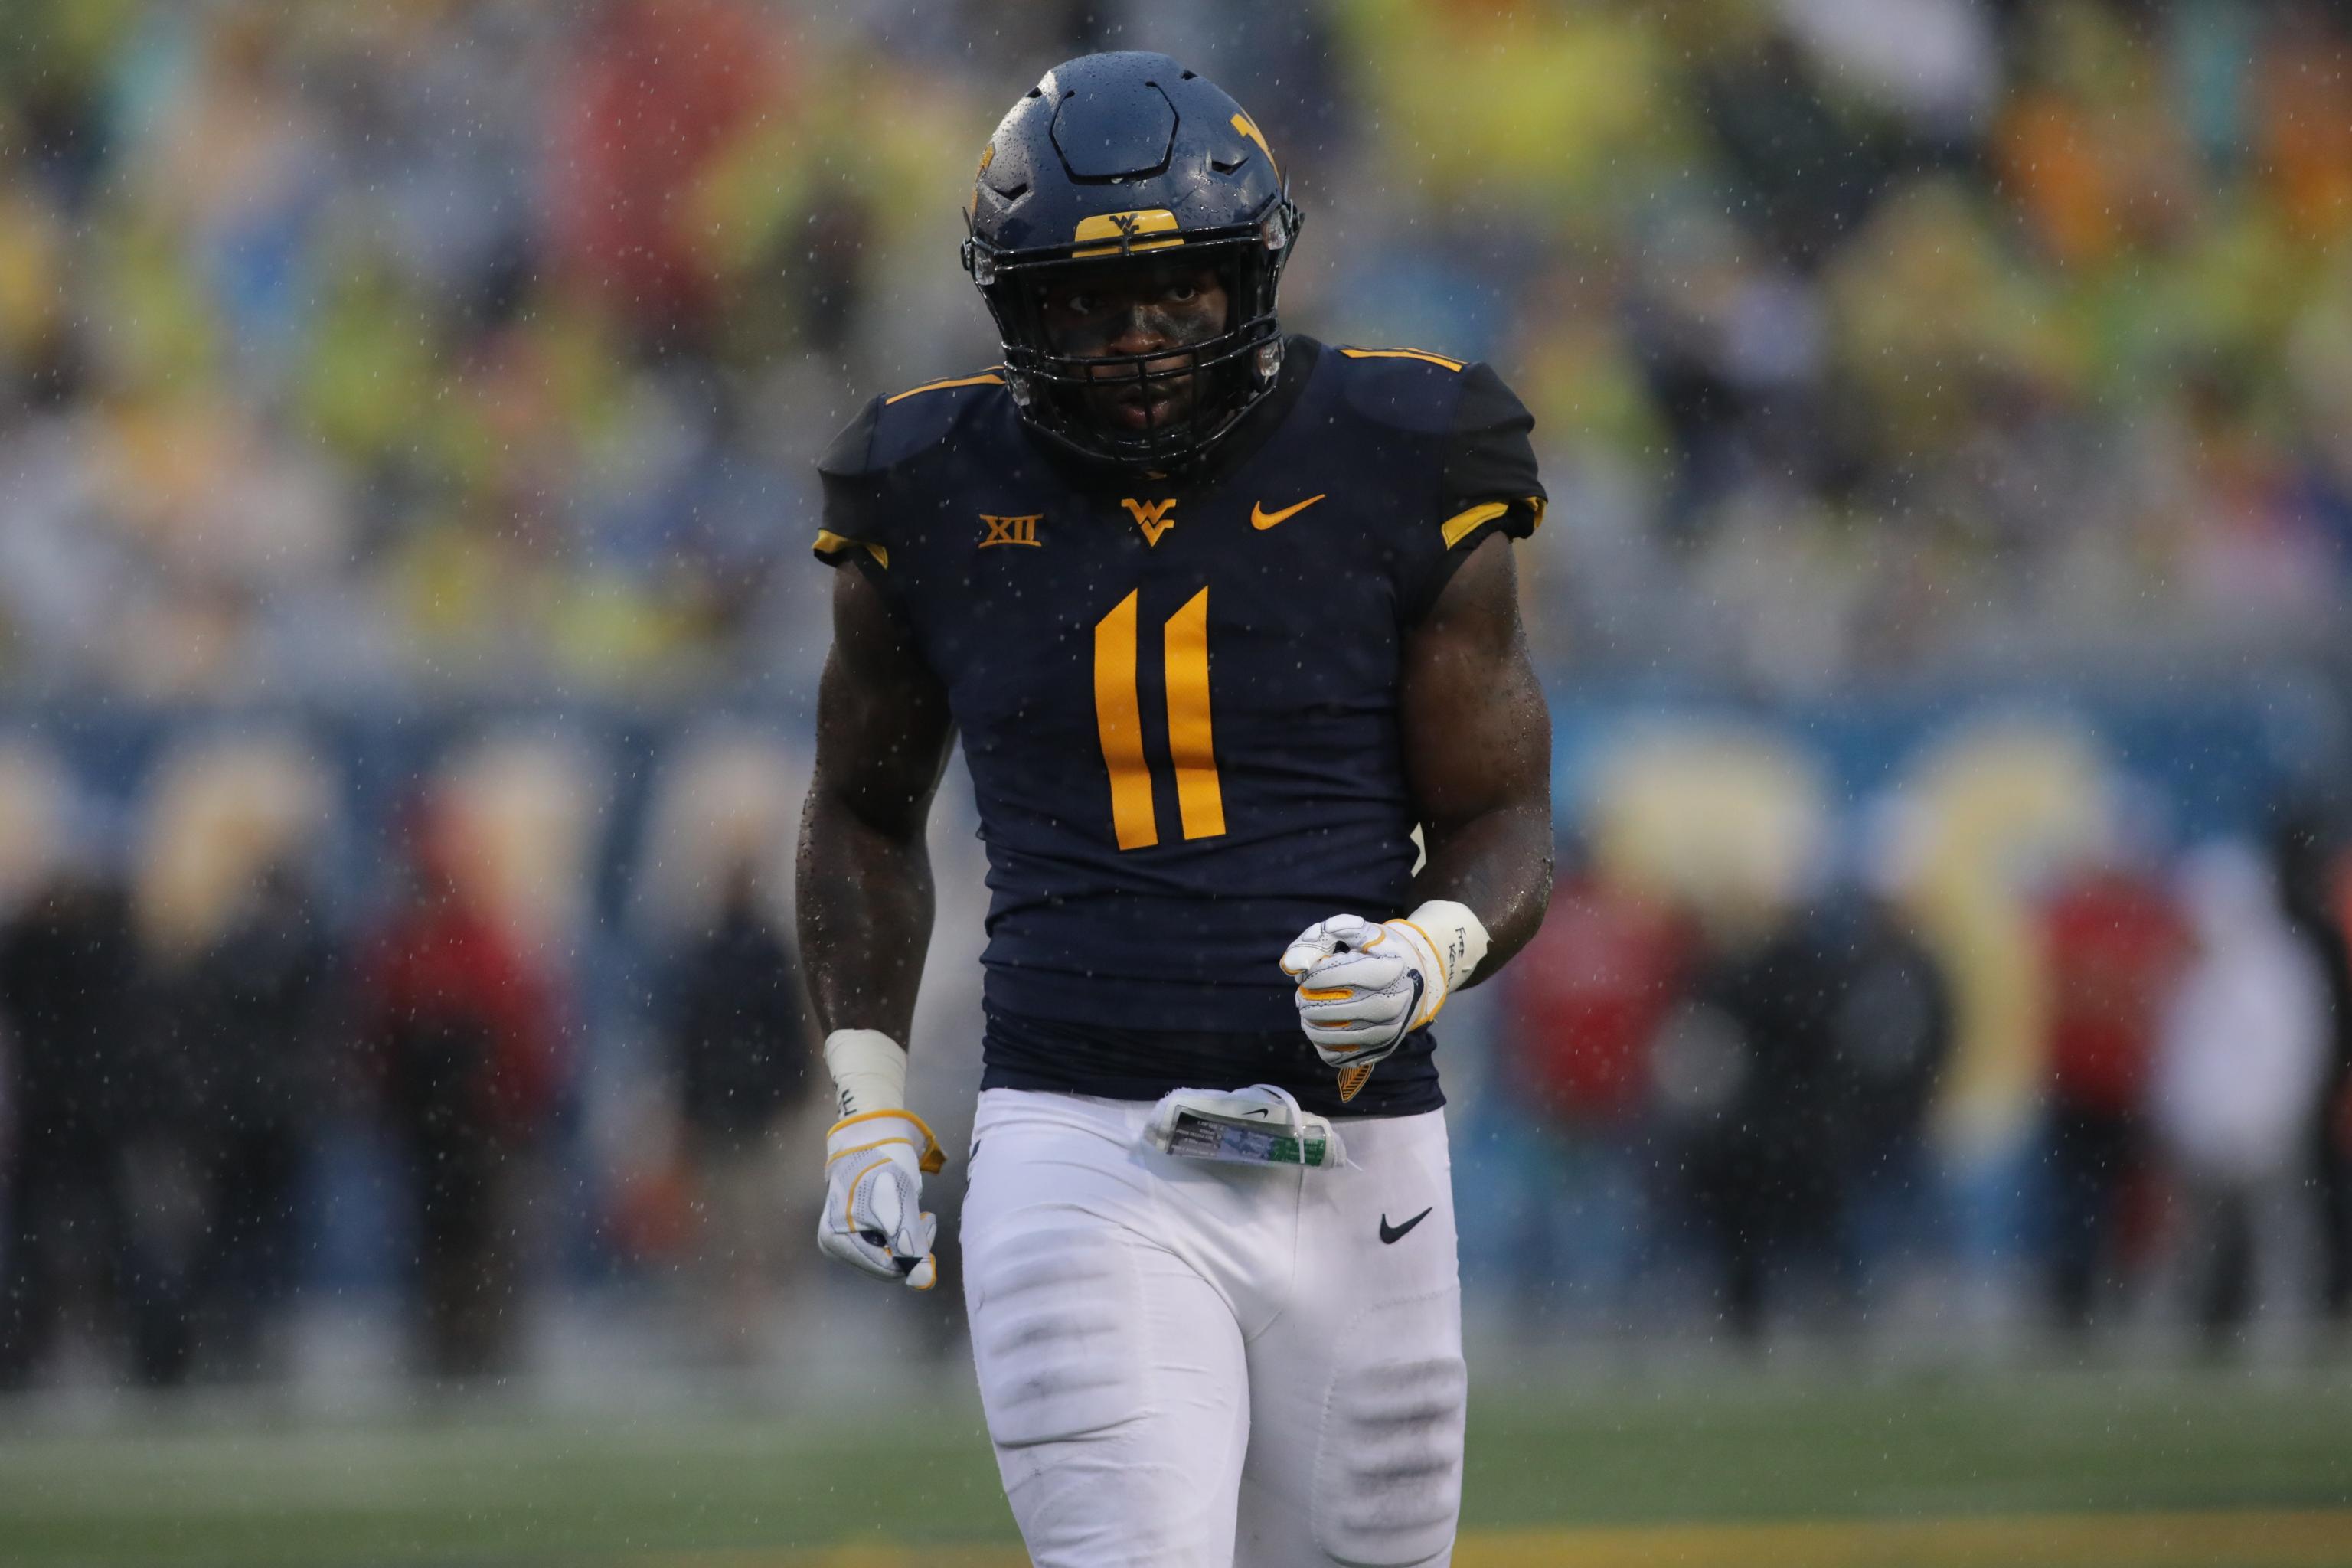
[1251,493,1326,529]
[1379,1207,1433,1245]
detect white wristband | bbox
[1403,899,1491,995]
[823,1028,909,1119]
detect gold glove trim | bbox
[828,1108,947,1174]
[1394,916,1448,1027]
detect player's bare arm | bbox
[1282,528,1555,1091]
[1398,529,1554,978]
[796,562,955,1045]
[795,561,956,1289]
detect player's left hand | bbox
[817,1109,946,1289]
[1279,913,1452,1070]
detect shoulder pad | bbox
[818,371,1008,479]
[1328,345,1473,435]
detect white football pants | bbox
[961,1088,1464,1568]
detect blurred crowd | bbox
[1462,712,2352,1351]
[0,724,839,1388]
[0,826,553,1387]
[1,0,2350,697]
[1485,805,2352,1350]
[0,710,2347,1390]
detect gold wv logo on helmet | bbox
[1072,209,1184,260]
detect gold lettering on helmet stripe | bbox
[1230,112,1279,178]
[1121,497,1178,547]
[1072,209,1185,259]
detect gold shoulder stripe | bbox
[1440,501,1510,549]
[814,529,890,568]
[1341,348,1467,371]
[884,372,1004,405]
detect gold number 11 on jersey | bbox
[1093,587,1224,850]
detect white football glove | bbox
[1281,901,1491,1096]
[817,1109,945,1289]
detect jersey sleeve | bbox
[1403,361,1547,622]
[812,397,896,586]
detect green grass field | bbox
[2,1366,2347,1566]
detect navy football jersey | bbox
[814,336,1544,1116]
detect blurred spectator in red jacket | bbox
[2038,851,2193,1331]
[357,808,561,1380]
[1495,848,1691,1325]
[548,0,786,346]
[1504,860,1692,1129]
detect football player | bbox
[796,51,1553,1568]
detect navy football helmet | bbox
[962,53,1303,467]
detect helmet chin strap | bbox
[1010,309,1279,467]
[1025,365,1251,468]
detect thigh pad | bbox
[968,1217,1145,1449]
[1311,1288,1465,1566]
